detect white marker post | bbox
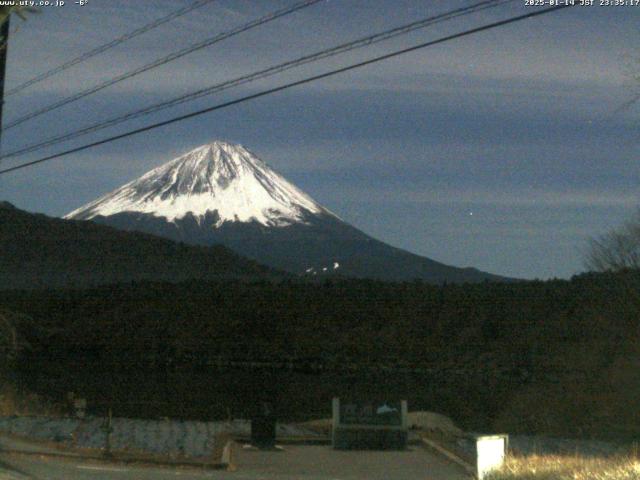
[476,434,508,479]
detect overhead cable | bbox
[0,4,573,176]
[2,0,323,130]
[0,0,510,160]
[5,0,217,97]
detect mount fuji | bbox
[66,141,504,283]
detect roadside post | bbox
[101,408,114,458]
[476,434,508,479]
[250,401,277,449]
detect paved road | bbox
[235,444,470,480]
[0,434,227,480]
[0,453,230,480]
[0,437,470,479]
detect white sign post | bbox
[476,434,508,479]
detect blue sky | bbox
[0,0,637,279]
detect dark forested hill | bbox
[0,202,277,289]
[2,270,639,440]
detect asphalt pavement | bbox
[0,434,470,479]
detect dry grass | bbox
[0,383,61,417]
[487,453,640,480]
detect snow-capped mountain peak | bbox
[65,141,332,227]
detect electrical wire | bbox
[0,4,574,176]
[0,0,511,161]
[5,0,217,97]
[2,0,323,130]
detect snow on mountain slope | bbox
[64,140,509,283]
[65,141,332,227]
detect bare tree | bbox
[0,5,37,24]
[614,54,640,115]
[0,5,37,45]
[585,209,640,272]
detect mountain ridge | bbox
[0,202,278,289]
[66,141,510,283]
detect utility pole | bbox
[0,13,10,147]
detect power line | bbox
[5,0,217,98]
[2,0,323,131]
[0,4,573,177]
[0,0,511,161]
